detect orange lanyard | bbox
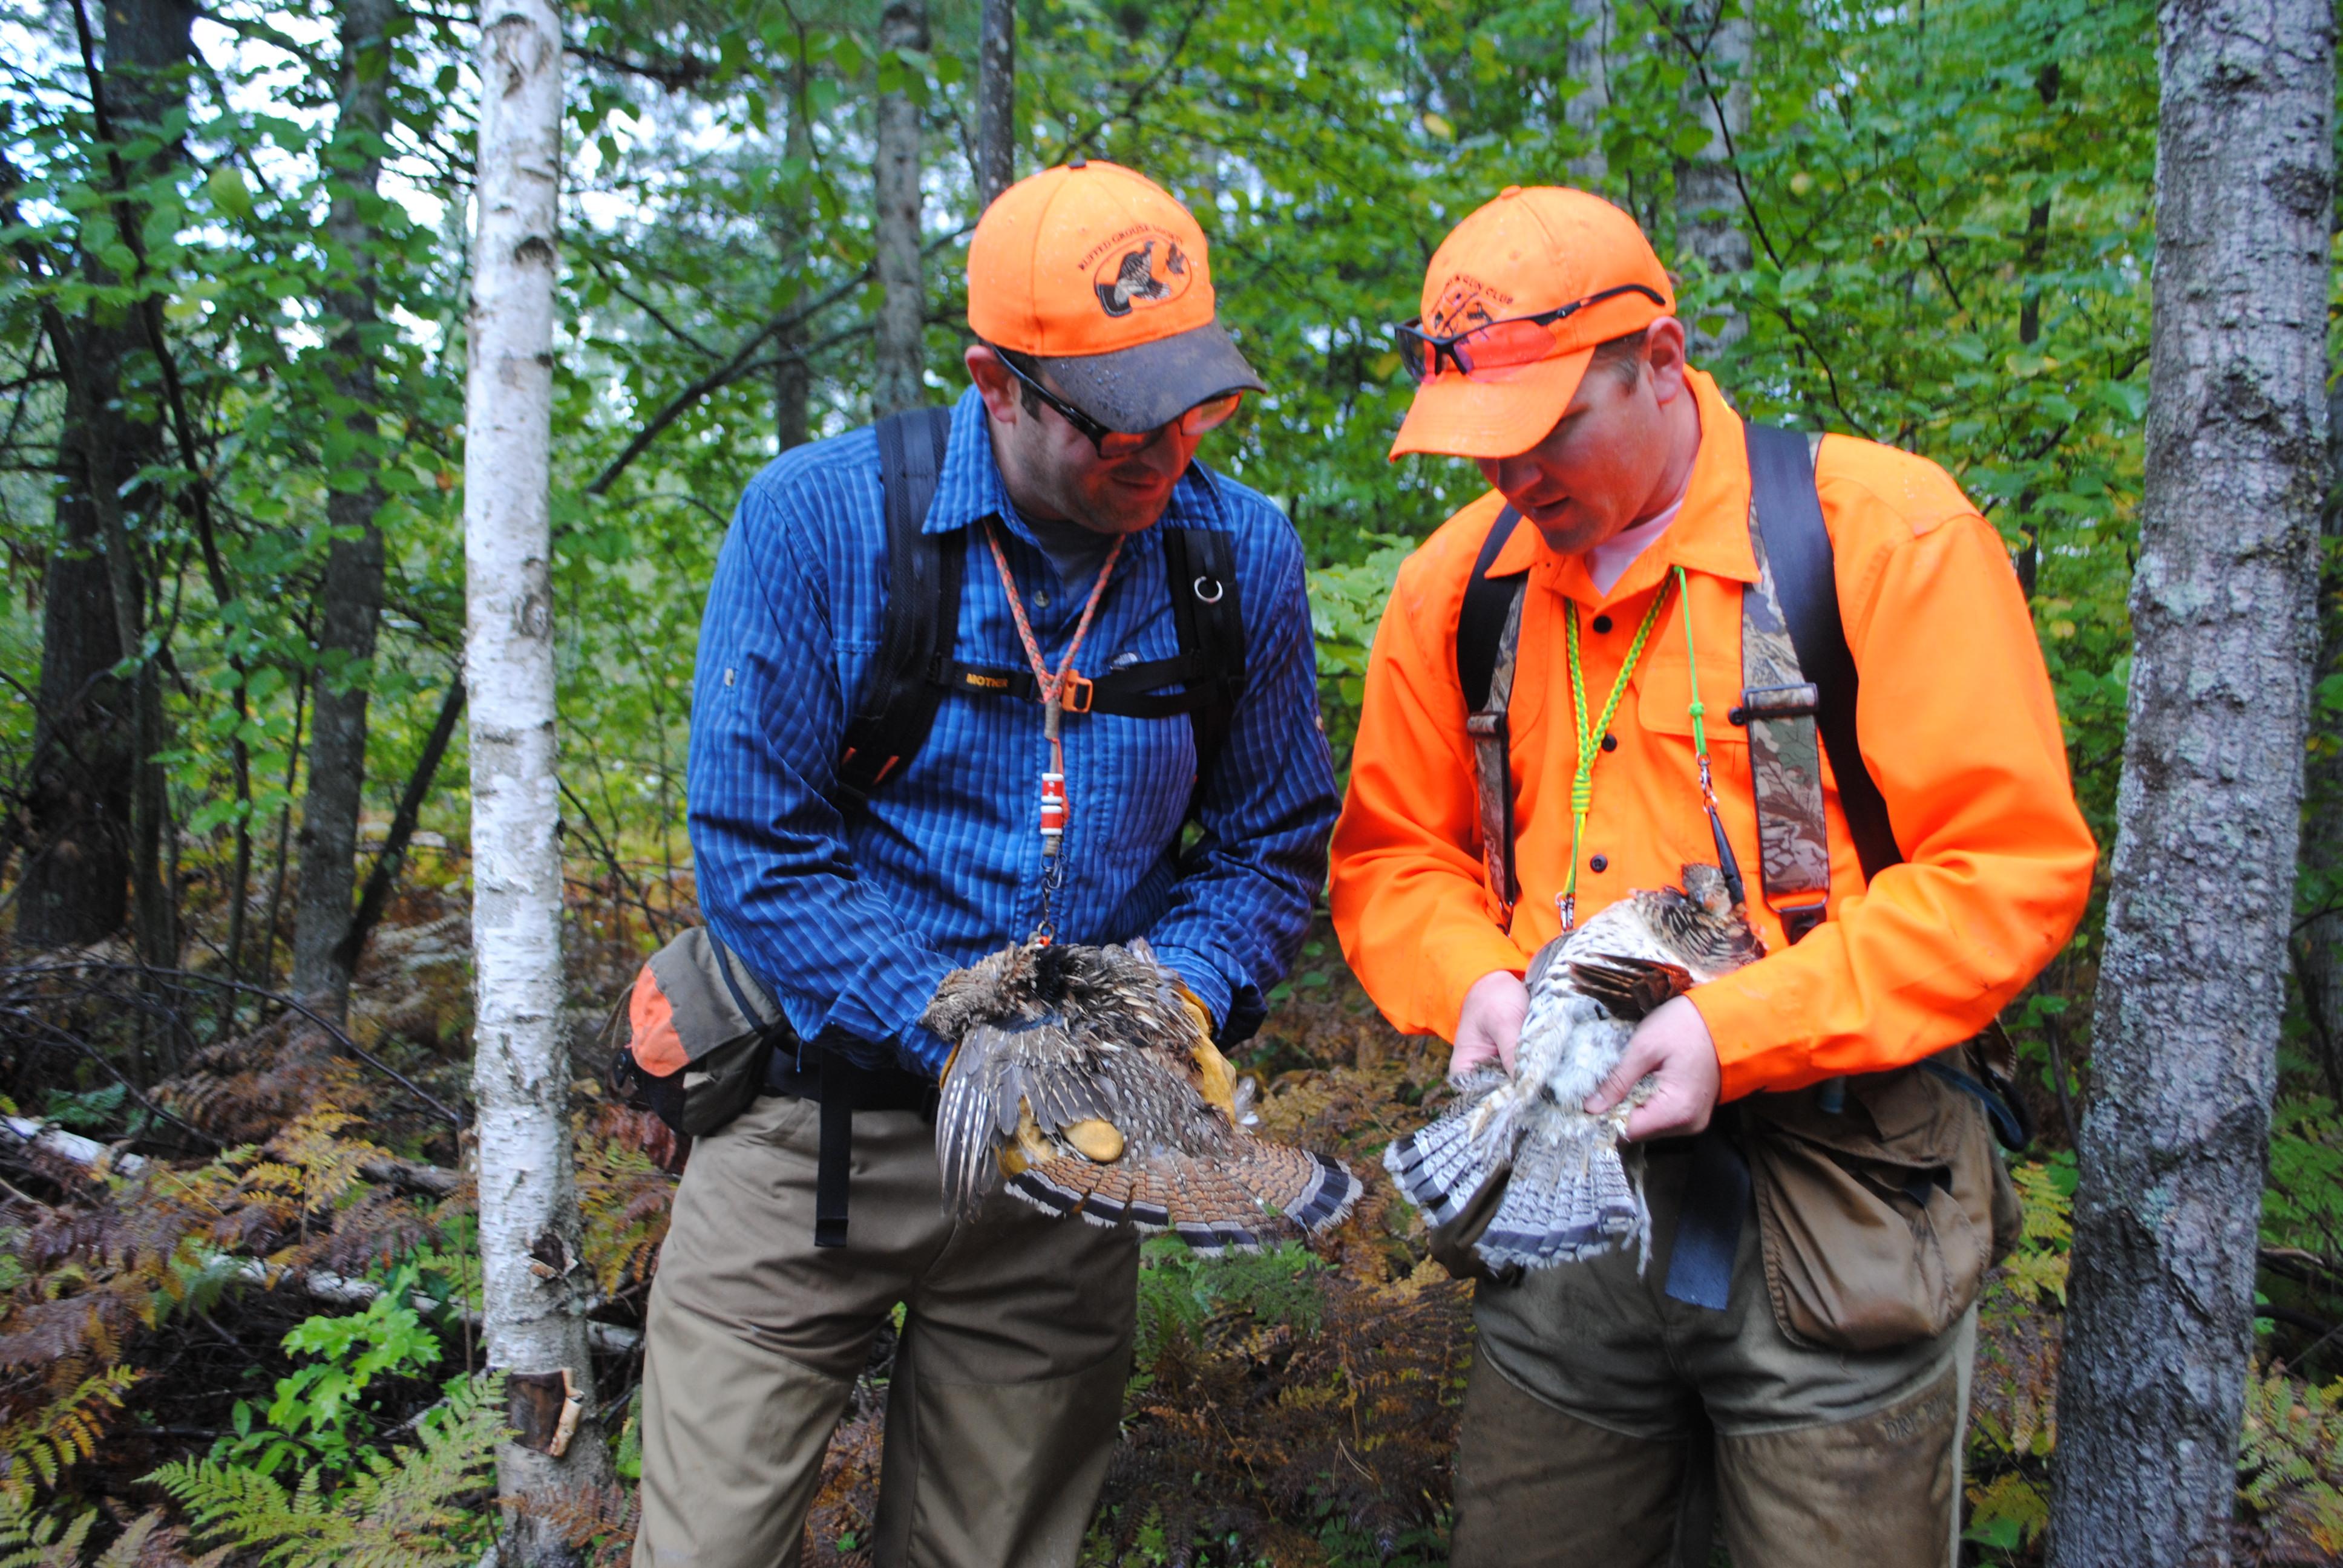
[981,520,1123,939]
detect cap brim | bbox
[1037,319,1267,433]
[1386,346,1594,460]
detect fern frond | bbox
[152,1373,502,1568]
[0,1490,96,1568]
[0,1366,138,1501]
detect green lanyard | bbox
[1558,576,1674,930]
[1556,563,1746,930]
[1672,563,1749,909]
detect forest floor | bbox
[0,869,2339,1567]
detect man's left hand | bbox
[1583,995,1722,1142]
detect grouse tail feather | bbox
[1382,1105,1502,1229]
[1004,1146,1352,1255]
[1474,1122,1648,1271]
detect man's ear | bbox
[1642,317,1691,403]
[966,344,1023,426]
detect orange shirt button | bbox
[1590,855,1609,873]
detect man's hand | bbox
[1584,995,1722,1141]
[1452,970,1529,1082]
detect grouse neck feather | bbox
[926,938,1362,1255]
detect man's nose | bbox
[1129,423,1202,477]
[1487,452,1544,495]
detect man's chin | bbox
[1080,484,1176,537]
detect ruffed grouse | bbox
[1383,864,1763,1272]
[925,938,1361,1253]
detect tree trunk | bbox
[2045,0,2332,1560]
[773,53,814,453]
[873,0,928,415]
[464,3,608,1560]
[290,0,398,1021]
[18,0,195,951]
[2015,59,2062,601]
[1673,0,1751,359]
[975,0,1015,207]
[1565,0,1611,186]
[2296,379,2343,1105]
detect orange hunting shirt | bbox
[1328,370,2097,1099]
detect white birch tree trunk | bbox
[463,2,608,1560]
[874,0,929,414]
[2046,0,2332,1559]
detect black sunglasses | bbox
[992,348,1243,458]
[1392,283,1669,383]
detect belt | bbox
[762,1044,938,1249]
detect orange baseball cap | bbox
[1388,186,1675,461]
[968,157,1265,433]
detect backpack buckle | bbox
[1060,673,1094,714]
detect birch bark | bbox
[463,1,608,1558]
[2046,0,2332,1560]
[874,0,929,414]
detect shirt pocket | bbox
[1635,652,1749,747]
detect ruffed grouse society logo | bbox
[1425,272,1515,336]
[1086,228,1193,319]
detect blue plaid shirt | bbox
[687,387,1339,1075]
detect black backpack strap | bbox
[1457,506,1526,711]
[1745,425,1902,882]
[837,407,958,802]
[1162,526,1247,794]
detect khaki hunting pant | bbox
[632,1091,1140,1568]
[1452,1140,1975,1568]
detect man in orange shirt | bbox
[1329,188,2095,1564]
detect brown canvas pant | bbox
[632,1091,1140,1568]
[1451,1141,1974,1568]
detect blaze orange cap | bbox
[1389,186,1675,461]
[968,158,1264,433]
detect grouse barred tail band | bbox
[1384,1113,1496,1227]
[1008,1142,1360,1256]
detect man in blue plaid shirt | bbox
[634,161,1337,1568]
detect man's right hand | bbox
[1451,969,1529,1082]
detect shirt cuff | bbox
[1146,942,1232,1033]
[899,1022,956,1077]
[1423,925,1533,1043]
[1686,969,1800,1102]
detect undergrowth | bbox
[4,907,2343,1566]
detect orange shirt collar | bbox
[1486,368,1758,607]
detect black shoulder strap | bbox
[837,407,957,803]
[1162,526,1246,793]
[1745,425,1901,880]
[1457,506,1526,710]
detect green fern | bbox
[2238,1367,2343,1552]
[149,1372,503,1568]
[0,1490,96,1568]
